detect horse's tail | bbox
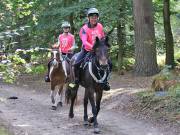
[65,55,78,104]
[65,84,71,104]
[65,83,78,104]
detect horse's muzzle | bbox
[100,64,108,70]
[52,60,59,68]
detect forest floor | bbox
[0,72,179,135]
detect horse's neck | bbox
[86,58,98,78]
[91,58,98,72]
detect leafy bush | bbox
[0,48,50,83]
[112,57,135,71]
[31,65,46,74]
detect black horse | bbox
[67,37,111,133]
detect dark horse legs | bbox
[69,85,79,118]
[88,89,103,123]
[88,88,101,133]
[96,90,103,115]
[83,90,89,125]
[88,88,98,128]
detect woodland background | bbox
[0,0,179,82]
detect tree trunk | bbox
[117,20,126,74]
[117,1,126,74]
[133,0,159,76]
[163,0,175,68]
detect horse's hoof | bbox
[51,106,57,110]
[58,102,63,107]
[83,121,89,127]
[94,127,100,134]
[88,117,94,123]
[69,113,74,118]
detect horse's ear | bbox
[93,37,99,50]
[105,36,110,48]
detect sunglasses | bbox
[63,27,70,29]
[88,13,99,17]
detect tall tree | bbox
[117,1,126,73]
[163,0,175,68]
[133,0,159,76]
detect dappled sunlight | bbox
[103,87,146,101]
[0,97,6,102]
[157,55,165,66]
[128,88,147,94]
[103,88,130,100]
[15,124,31,127]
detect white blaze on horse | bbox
[49,49,69,110]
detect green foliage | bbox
[8,54,26,65]
[122,58,135,70]
[30,65,46,74]
[0,47,50,83]
[0,63,17,83]
[174,47,180,65]
[0,54,28,83]
[0,127,9,135]
[168,83,180,99]
[112,57,135,71]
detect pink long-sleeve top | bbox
[79,23,105,51]
[58,33,75,53]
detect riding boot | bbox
[45,62,51,82]
[69,48,87,88]
[68,65,80,88]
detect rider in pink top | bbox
[58,33,75,54]
[79,22,105,51]
[71,8,111,90]
[57,21,76,56]
[45,21,76,82]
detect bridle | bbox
[88,51,110,83]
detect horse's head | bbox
[92,36,110,70]
[51,49,62,68]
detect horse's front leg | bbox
[83,89,89,126]
[50,90,55,104]
[50,87,56,110]
[57,84,64,107]
[50,82,56,104]
[89,89,103,123]
[50,84,63,110]
[69,85,78,118]
[88,88,100,134]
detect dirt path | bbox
[0,74,179,135]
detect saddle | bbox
[62,53,74,63]
[80,52,94,70]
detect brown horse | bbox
[49,49,71,110]
[67,37,111,133]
